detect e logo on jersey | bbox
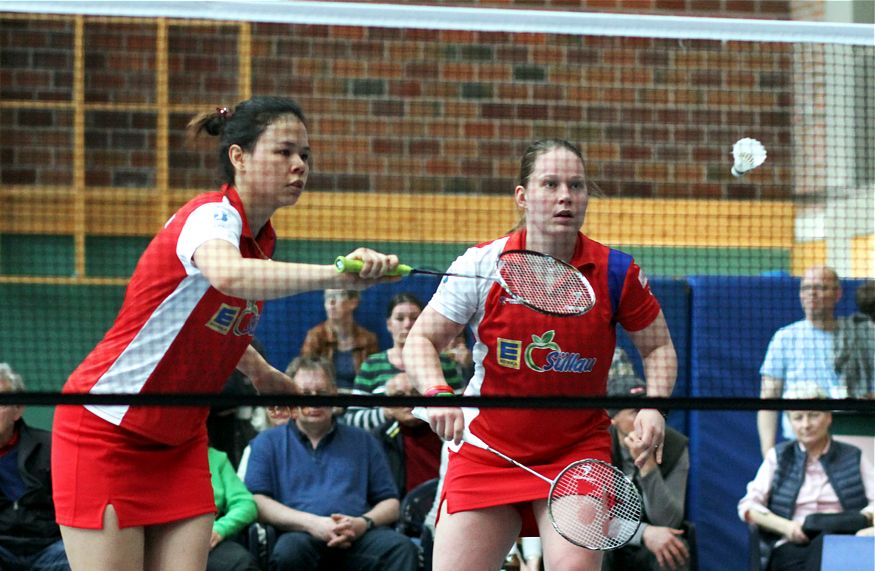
[206,301,261,336]
[497,330,596,374]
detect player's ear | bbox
[229,144,246,172]
[514,185,527,209]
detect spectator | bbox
[835,280,875,398]
[207,447,259,571]
[372,373,443,497]
[738,404,874,571]
[0,363,70,570]
[443,329,474,386]
[758,266,847,457]
[604,348,691,571]
[345,293,462,431]
[244,356,418,571]
[300,289,379,393]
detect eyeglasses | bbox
[800,284,837,293]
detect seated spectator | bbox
[244,356,418,571]
[207,446,259,571]
[345,293,462,430]
[604,348,691,571]
[444,329,474,386]
[0,363,70,570]
[373,373,443,497]
[300,289,379,393]
[738,401,874,571]
[835,279,875,398]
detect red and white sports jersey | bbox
[429,229,660,465]
[63,185,274,445]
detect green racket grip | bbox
[333,256,412,277]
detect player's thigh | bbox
[533,499,603,571]
[144,512,214,571]
[60,504,146,571]
[432,500,521,571]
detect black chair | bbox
[396,477,439,539]
[397,477,439,571]
[748,523,773,571]
[681,520,699,571]
[246,521,277,571]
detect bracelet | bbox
[424,385,455,397]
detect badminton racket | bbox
[411,407,641,550]
[335,249,596,317]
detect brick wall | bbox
[0,2,844,207]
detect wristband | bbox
[424,385,455,397]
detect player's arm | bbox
[193,240,398,300]
[236,344,294,395]
[403,306,466,443]
[628,311,677,466]
[629,311,676,397]
[757,375,783,458]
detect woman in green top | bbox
[207,447,259,571]
[344,293,464,430]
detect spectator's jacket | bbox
[300,321,379,373]
[768,438,868,520]
[610,425,688,487]
[0,420,60,556]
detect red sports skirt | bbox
[440,429,611,536]
[52,405,215,529]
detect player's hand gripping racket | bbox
[411,407,641,550]
[335,249,596,317]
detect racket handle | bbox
[333,256,412,276]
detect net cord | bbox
[1,1,871,46]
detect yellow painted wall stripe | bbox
[1,187,795,249]
[852,235,874,278]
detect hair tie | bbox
[217,106,232,120]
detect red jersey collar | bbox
[222,184,277,254]
[506,229,597,269]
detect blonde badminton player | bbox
[403,139,677,571]
[51,96,399,571]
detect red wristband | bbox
[424,385,455,397]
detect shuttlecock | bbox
[731,138,767,177]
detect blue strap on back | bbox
[607,249,633,318]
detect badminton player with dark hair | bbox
[403,139,676,570]
[51,96,399,571]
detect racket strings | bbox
[497,251,595,315]
[549,461,641,550]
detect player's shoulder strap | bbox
[607,249,633,317]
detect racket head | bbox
[496,249,596,317]
[547,459,642,551]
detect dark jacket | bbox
[0,420,61,556]
[768,438,868,520]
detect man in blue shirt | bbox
[758,266,846,457]
[245,356,418,571]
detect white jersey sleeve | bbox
[176,200,244,275]
[428,238,507,327]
